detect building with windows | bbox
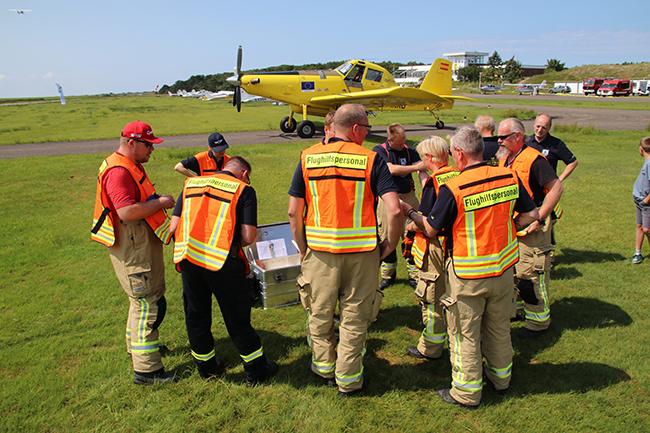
[443,51,544,81]
[443,51,489,68]
[393,51,545,84]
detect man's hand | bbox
[525,219,542,234]
[158,194,176,209]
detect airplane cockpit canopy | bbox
[336,62,354,76]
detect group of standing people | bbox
[92,106,578,408]
[92,122,277,386]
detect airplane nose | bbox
[227,75,241,85]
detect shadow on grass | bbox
[557,248,626,265]
[480,296,634,405]
[551,249,628,281]
[479,360,631,408]
[514,296,633,360]
[165,297,632,400]
[368,304,423,334]
[512,296,633,352]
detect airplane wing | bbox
[308,86,451,108]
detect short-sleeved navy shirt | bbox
[372,142,421,194]
[527,134,576,173]
[288,138,397,199]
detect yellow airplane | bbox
[226,46,473,138]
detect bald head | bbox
[333,104,369,145]
[534,113,552,142]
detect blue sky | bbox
[2,0,649,98]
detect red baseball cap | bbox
[121,121,163,144]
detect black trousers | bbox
[180,257,267,380]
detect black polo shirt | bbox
[527,134,576,173]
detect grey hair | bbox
[501,117,527,141]
[449,126,484,158]
[474,115,495,133]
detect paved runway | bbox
[1,95,648,159]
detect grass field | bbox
[1,119,650,431]
[2,93,649,146]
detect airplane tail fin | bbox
[420,58,453,96]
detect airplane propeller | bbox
[228,45,243,112]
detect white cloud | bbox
[0,75,10,81]
[43,72,54,79]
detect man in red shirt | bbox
[92,121,177,384]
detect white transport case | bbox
[245,222,302,309]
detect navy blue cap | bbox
[208,132,229,152]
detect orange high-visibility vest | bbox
[91,152,171,247]
[195,151,229,176]
[173,173,246,271]
[301,141,379,254]
[499,145,545,200]
[412,165,459,269]
[445,165,521,279]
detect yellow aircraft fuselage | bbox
[231,56,471,137]
[239,59,454,120]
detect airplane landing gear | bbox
[297,120,316,139]
[280,117,297,133]
[435,120,445,129]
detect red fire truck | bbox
[583,77,605,96]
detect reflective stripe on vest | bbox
[91,153,171,247]
[301,142,378,254]
[412,166,459,269]
[445,166,520,279]
[173,174,245,271]
[195,151,229,175]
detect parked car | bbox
[549,85,571,94]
